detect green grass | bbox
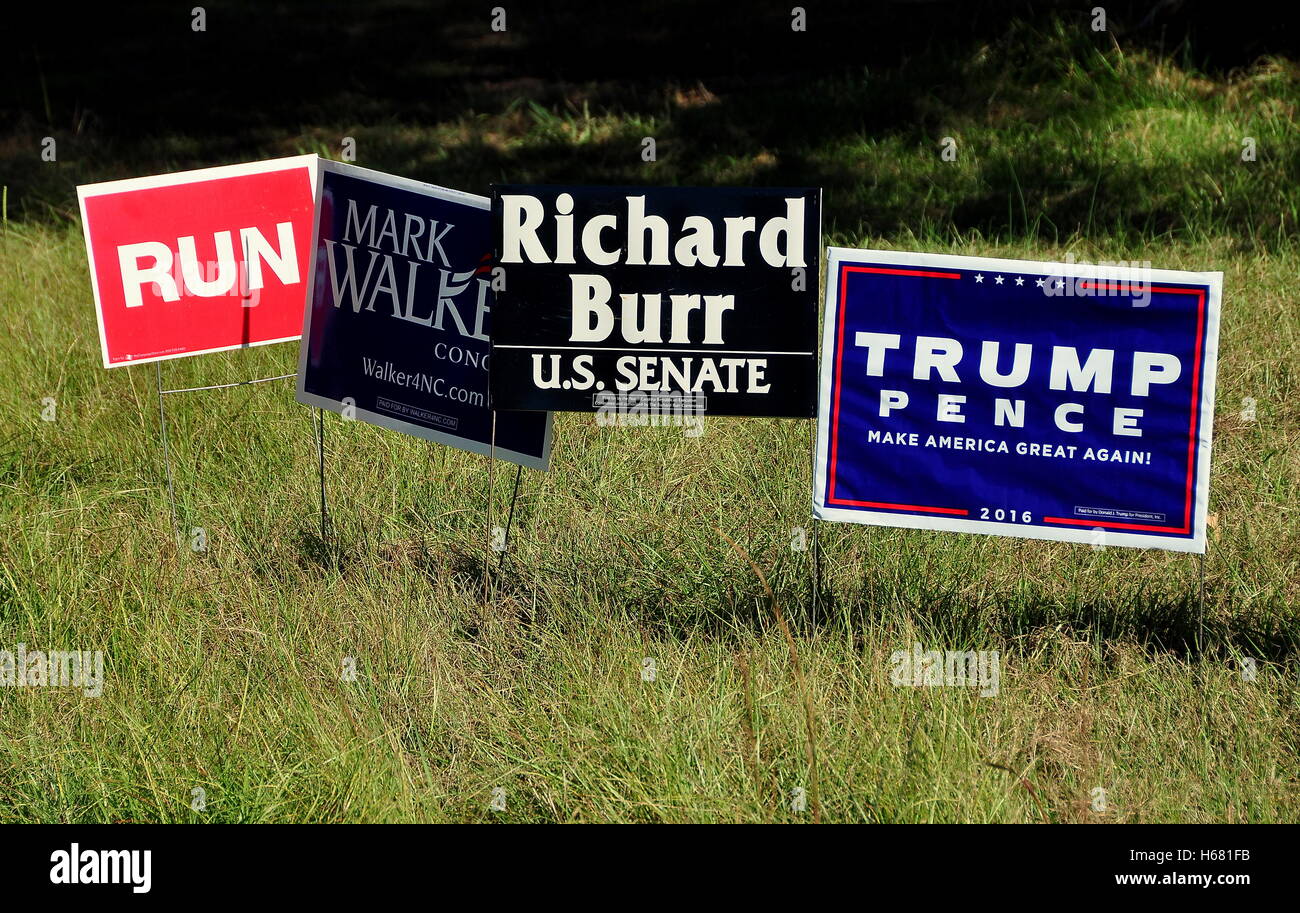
[0,23,1297,822]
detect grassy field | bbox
[1,18,1297,822]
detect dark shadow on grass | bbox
[288,522,349,573]
[799,573,1300,664]
[7,2,1300,240]
[582,559,1299,664]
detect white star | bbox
[1035,278,1045,287]
[1055,279,1065,288]
[1015,277,1024,286]
[974,274,984,283]
[994,275,1004,284]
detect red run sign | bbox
[77,156,317,368]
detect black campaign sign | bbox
[490,186,821,416]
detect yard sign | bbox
[78,155,317,368]
[490,185,821,417]
[815,248,1221,552]
[296,160,551,470]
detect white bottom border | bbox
[296,389,552,472]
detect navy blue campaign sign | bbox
[296,161,551,470]
[814,248,1222,553]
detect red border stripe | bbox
[836,499,969,515]
[842,266,963,280]
[1043,517,1179,532]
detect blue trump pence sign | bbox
[814,249,1222,552]
[296,161,551,470]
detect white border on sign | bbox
[294,159,553,472]
[77,154,320,370]
[813,247,1222,554]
